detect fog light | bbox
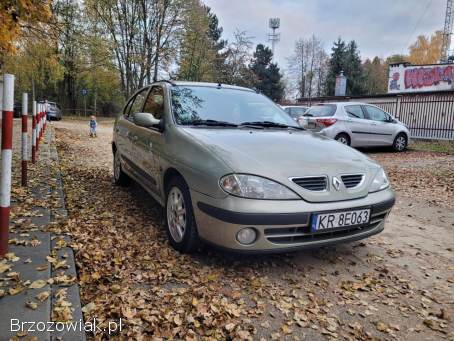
[236,228,257,245]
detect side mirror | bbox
[133,112,163,130]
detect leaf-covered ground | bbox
[54,120,454,340]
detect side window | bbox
[143,86,165,119]
[345,105,365,119]
[128,88,149,119]
[284,107,291,114]
[293,107,307,115]
[123,97,135,117]
[365,106,388,122]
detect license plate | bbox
[311,209,370,232]
[306,122,316,129]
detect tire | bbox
[113,149,131,186]
[392,133,407,152]
[165,176,199,253]
[335,133,350,146]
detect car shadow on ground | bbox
[127,178,362,269]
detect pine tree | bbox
[344,40,365,95]
[177,1,227,82]
[325,38,365,96]
[249,44,284,101]
[324,38,346,96]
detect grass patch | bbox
[410,140,454,154]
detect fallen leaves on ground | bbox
[49,122,454,340]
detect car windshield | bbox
[171,86,298,127]
[305,104,337,117]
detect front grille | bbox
[292,176,327,191]
[264,210,388,245]
[265,222,379,244]
[341,174,364,189]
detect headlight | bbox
[220,174,299,200]
[369,168,390,193]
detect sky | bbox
[203,0,448,69]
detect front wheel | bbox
[165,177,199,253]
[392,133,407,152]
[113,149,131,186]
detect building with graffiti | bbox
[388,62,454,94]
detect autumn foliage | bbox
[0,0,51,56]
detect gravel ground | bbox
[53,119,454,340]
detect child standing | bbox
[89,115,97,137]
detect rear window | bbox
[305,105,336,117]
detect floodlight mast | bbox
[441,0,454,62]
[268,18,280,61]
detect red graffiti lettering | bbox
[404,66,453,89]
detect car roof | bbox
[163,81,254,92]
[310,101,370,106]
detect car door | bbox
[343,104,371,147]
[363,105,395,146]
[116,87,149,178]
[130,85,166,195]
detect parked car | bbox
[39,101,62,120]
[281,105,309,122]
[112,82,395,253]
[299,102,409,151]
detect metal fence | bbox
[296,91,454,140]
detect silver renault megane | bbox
[112,81,395,253]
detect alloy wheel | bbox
[167,187,187,243]
[395,136,406,151]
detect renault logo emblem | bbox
[332,177,341,191]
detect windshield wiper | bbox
[190,119,238,127]
[239,121,304,130]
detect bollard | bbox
[21,93,28,186]
[44,100,47,132]
[32,101,37,163]
[38,104,41,141]
[36,103,40,152]
[0,74,14,257]
[38,103,42,146]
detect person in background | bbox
[89,115,97,137]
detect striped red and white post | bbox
[21,93,28,186]
[38,103,41,141]
[41,103,45,136]
[36,103,41,151]
[0,74,14,257]
[32,101,37,163]
[44,100,48,132]
[36,103,40,152]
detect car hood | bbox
[182,127,382,203]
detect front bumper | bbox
[191,188,395,252]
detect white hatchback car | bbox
[299,102,410,151]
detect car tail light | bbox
[316,118,337,127]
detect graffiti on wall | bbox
[388,63,454,93]
[404,66,453,89]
